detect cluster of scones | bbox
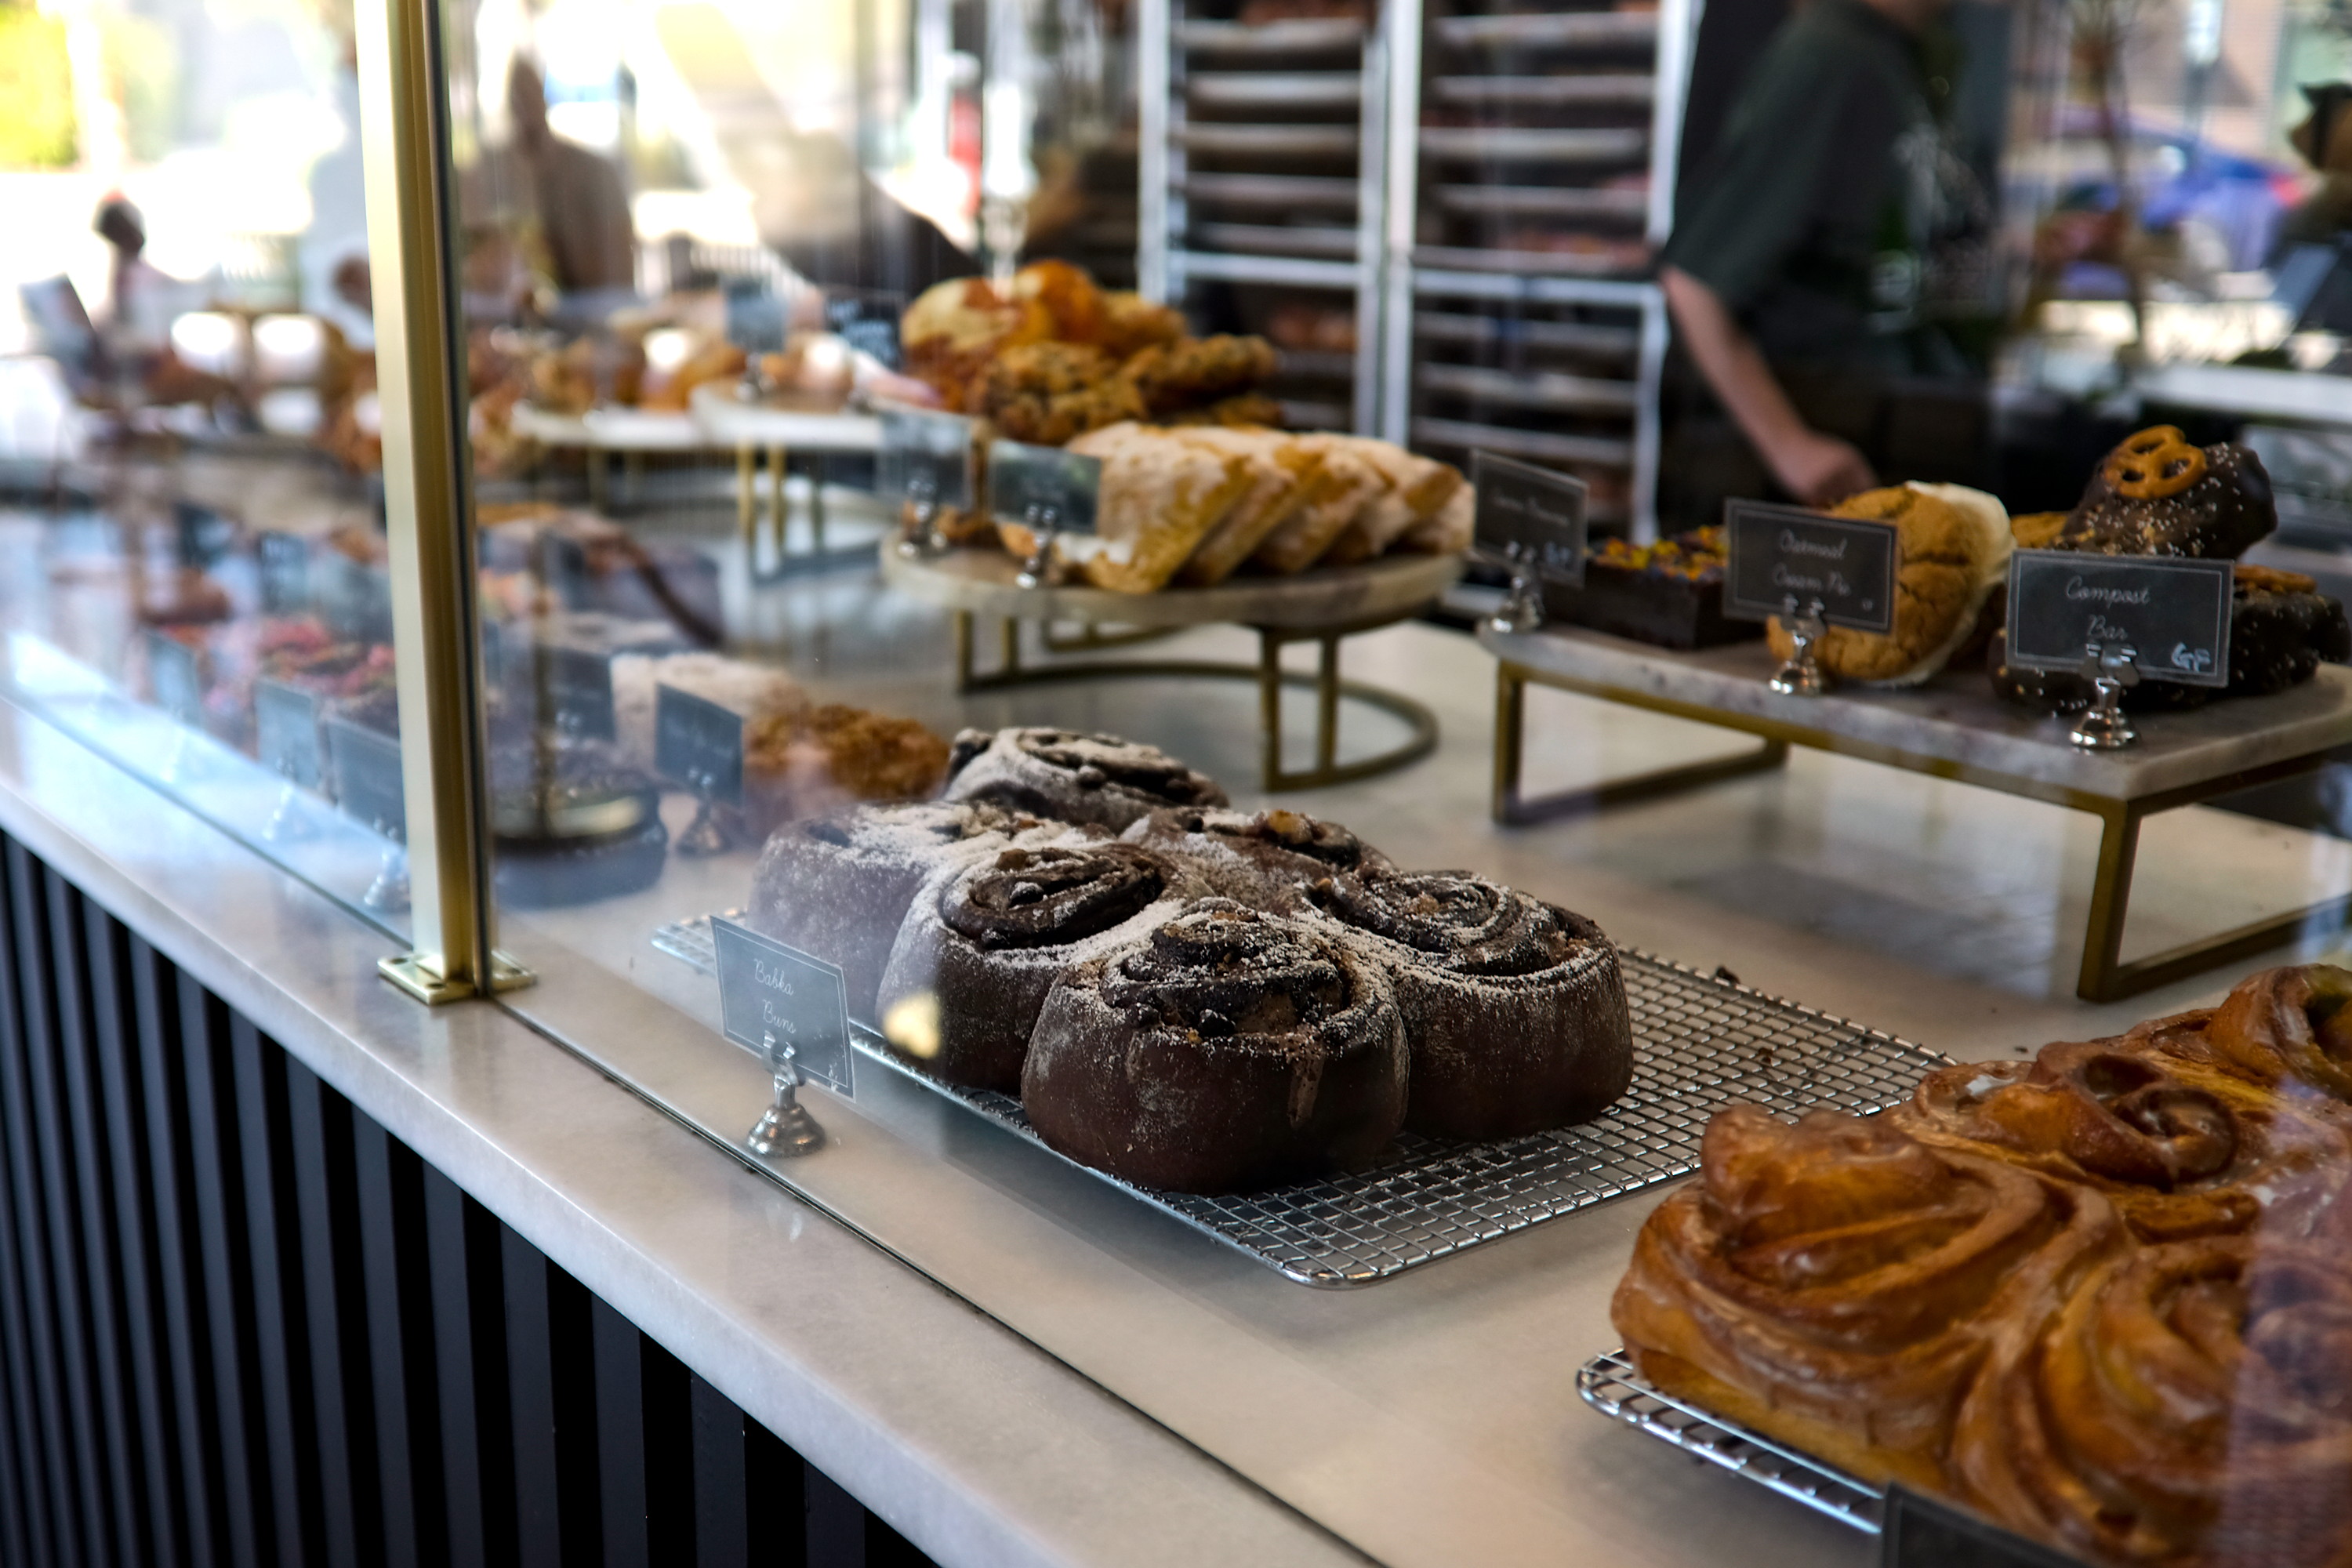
[749,726,1634,1193]
[1613,964,2352,1568]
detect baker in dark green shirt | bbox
[1661,0,1963,510]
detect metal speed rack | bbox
[1577,1348,1886,1533]
[656,920,1947,1287]
[1134,0,1698,535]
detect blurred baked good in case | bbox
[942,726,1228,831]
[2058,426,2276,561]
[1764,482,2012,685]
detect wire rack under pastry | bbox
[1577,1348,1885,1534]
[652,920,1948,1287]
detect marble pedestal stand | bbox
[884,548,1462,791]
[1481,624,2352,1003]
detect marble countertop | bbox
[1483,623,2352,800]
[0,692,1363,1568]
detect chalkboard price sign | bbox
[253,680,324,791]
[1881,1486,2084,1568]
[256,531,310,616]
[325,717,405,840]
[545,645,618,740]
[1723,501,1900,634]
[654,684,745,804]
[143,631,203,727]
[1471,451,1589,587]
[710,917,855,1095]
[2005,550,2234,688]
[880,408,977,511]
[988,440,1102,535]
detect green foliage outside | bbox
[0,4,75,169]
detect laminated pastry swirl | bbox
[874,843,1200,1092]
[942,725,1228,831]
[1893,1030,2352,1246]
[1952,1238,2352,1568]
[1302,871,1632,1139]
[1021,901,1406,1192]
[1608,965,2352,1567]
[1610,1107,2126,1494]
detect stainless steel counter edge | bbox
[0,692,1369,1568]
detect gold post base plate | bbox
[378,951,537,1005]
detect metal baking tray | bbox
[1175,123,1363,157]
[1430,73,1656,105]
[1578,1349,1886,1533]
[655,922,1944,1287]
[1415,310,1642,357]
[1433,11,1658,49]
[1181,172,1363,209]
[1434,183,1648,220]
[1419,363,1640,413]
[1418,127,1649,163]
[1410,241,1650,275]
[1192,222,1363,258]
[1187,71,1367,108]
[1268,348,1356,379]
[1412,415,1633,467]
[1176,17,1367,54]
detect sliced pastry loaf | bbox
[1174,428,1322,586]
[1397,484,1474,554]
[1062,423,1254,593]
[1252,436,1387,575]
[1320,441,1467,566]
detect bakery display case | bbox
[12,0,2352,1560]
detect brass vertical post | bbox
[354,0,526,1002]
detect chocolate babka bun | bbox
[1120,807,1392,907]
[1022,902,1406,1193]
[747,800,1048,1021]
[941,726,1228,831]
[1303,871,1633,1140]
[874,843,1206,1091]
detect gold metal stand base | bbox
[379,950,537,1005]
[1491,656,2352,1003]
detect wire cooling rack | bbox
[654,920,1948,1286]
[1577,1349,1885,1534]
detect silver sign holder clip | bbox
[895,470,941,559]
[263,758,314,844]
[1014,502,1060,590]
[2070,641,2141,750]
[1769,594,1830,697]
[746,1031,826,1156]
[363,840,410,913]
[674,765,733,856]
[1489,541,1546,634]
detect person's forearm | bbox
[1660,266,1808,455]
[1660,265,1875,506]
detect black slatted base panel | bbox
[0,833,936,1568]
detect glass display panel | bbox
[0,1,413,933]
[410,0,2352,1558]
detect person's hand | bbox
[1766,426,1877,507]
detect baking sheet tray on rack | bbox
[652,920,1945,1287]
[1578,1349,1886,1533]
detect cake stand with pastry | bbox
[1483,432,2352,1002]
